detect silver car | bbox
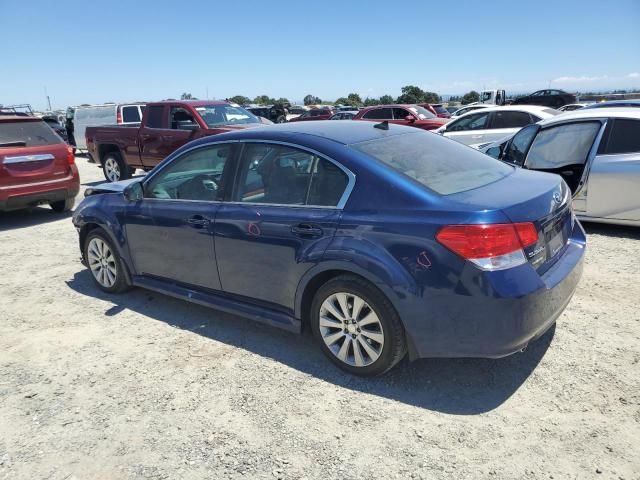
[481,108,640,227]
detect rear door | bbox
[214,142,350,311]
[586,118,640,221]
[0,119,71,188]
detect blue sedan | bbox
[72,121,586,376]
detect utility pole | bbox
[44,86,52,111]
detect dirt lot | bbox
[1,158,639,480]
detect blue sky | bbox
[1,0,639,110]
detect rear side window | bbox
[447,112,490,131]
[604,119,640,154]
[121,106,141,123]
[490,111,533,129]
[351,131,512,195]
[525,122,600,169]
[146,106,165,128]
[0,120,62,147]
[362,108,392,120]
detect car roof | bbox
[150,100,230,107]
[452,105,558,119]
[360,104,419,110]
[585,100,640,108]
[538,107,640,125]
[192,119,416,146]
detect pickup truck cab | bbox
[86,101,263,182]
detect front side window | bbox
[170,107,198,130]
[490,111,534,129]
[145,144,232,201]
[234,144,348,207]
[351,131,512,195]
[362,108,392,120]
[195,105,259,127]
[447,112,490,131]
[603,119,640,154]
[392,108,411,120]
[525,121,601,169]
[503,124,539,166]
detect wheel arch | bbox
[97,143,123,165]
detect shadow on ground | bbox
[67,269,555,415]
[0,207,73,232]
[582,221,640,240]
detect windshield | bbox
[194,105,260,127]
[350,131,512,195]
[409,106,436,119]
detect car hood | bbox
[84,178,139,196]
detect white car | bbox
[450,104,492,118]
[435,105,559,147]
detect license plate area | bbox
[543,209,570,262]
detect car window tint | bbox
[362,108,392,120]
[525,122,601,169]
[491,111,533,129]
[170,107,198,130]
[146,106,165,128]
[351,131,512,195]
[307,158,348,207]
[0,120,62,147]
[122,106,141,123]
[447,112,490,131]
[235,144,315,205]
[392,108,410,120]
[145,145,231,201]
[503,124,538,166]
[604,119,640,154]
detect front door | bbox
[125,143,236,290]
[214,142,350,310]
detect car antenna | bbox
[374,120,389,130]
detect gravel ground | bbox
[1,158,639,480]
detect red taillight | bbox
[436,223,539,270]
[66,145,75,165]
[116,109,123,123]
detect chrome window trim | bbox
[3,153,55,164]
[142,139,356,210]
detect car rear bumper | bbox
[0,167,79,211]
[405,222,586,359]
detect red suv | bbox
[0,115,79,212]
[353,105,449,130]
[288,107,335,122]
[419,103,452,118]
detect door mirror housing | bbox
[124,181,144,202]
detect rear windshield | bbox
[0,120,62,147]
[350,131,512,195]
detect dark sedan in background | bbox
[73,121,585,376]
[511,89,576,109]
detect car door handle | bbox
[187,215,209,228]
[291,223,323,237]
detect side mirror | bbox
[124,181,144,202]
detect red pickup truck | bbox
[86,100,265,182]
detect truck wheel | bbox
[102,152,129,182]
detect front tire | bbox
[83,229,130,293]
[102,151,129,182]
[310,275,406,376]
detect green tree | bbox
[346,93,363,106]
[303,94,322,105]
[334,97,349,105]
[423,91,441,103]
[253,95,274,105]
[396,85,426,104]
[378,94,395,104]
[461,90,480,105]
[274,97,290,105]
[229,95,251,105]
[180,92,196,100]
[363,97,380,106]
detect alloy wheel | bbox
[319,292,384,367]
[87,237,118,288]
[104,157,120,182]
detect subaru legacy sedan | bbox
[72,121,585,376]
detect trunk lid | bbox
[450,168,573,273]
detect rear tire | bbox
[50,197,74,212]
[310,275,406,376]
[102,151,129,182]
[83,229,130,293]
